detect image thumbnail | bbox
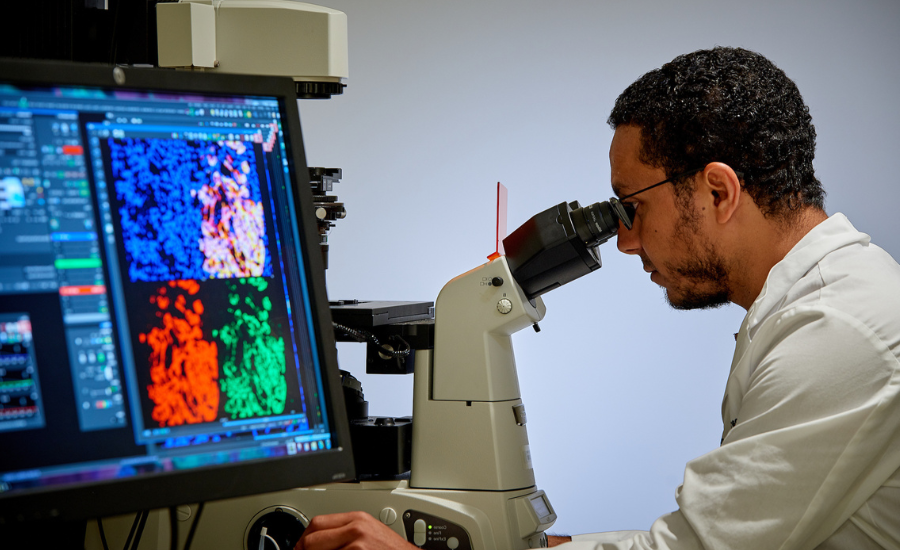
[141,280,219,427]
[109,138,272,282]
[0,176,26,210]
[214,278,287,419]
[0,314,45,432]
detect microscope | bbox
[178,197,630,550]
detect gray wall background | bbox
[298,0,900,536]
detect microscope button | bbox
[491,277,504,287]
[447,537,460,549]
[497,298,513,314]
[414,519,427,546]
[379,507,397,525]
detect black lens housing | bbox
[571,201,621,246]
[503,198,632,299]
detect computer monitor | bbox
[0,59,354,526]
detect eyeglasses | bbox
[609,166,742,230]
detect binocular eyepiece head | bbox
[502,198,631,299]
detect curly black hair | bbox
[608,46,825,218]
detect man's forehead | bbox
[610,175,634,200]
[609,126,647,197]
[609,125,666,197]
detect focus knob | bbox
[245,506,308,550]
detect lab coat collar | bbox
[744,213,869,338]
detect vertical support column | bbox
[410,258,545,491]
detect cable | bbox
[183,502,205,550]
[169,507,179,550]
[107,0,122,65]
[121,511,142,550]
[333,322,367,342]
[332,323,411,358]
[130,510,149,550]
[97,518,110,550]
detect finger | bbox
[298,520,368,550]
[304,511,372,535]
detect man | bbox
[297,47,900,549]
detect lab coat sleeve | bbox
[558,305,900,550]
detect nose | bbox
[616,217,640,255]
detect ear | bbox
[700,162,742,224]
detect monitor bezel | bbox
[0,58,354,525]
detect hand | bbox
[295,511,419,550]
[547,535,572,547]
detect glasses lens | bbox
[609,197,633,230]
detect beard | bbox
[663,250,731,310]
[661,200,731,310]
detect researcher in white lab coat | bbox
[295,47,900,550]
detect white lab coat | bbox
[563,214,900,550]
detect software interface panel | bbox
[0,81,332,495]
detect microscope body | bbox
[414,255,545,493]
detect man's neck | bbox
[730,207,829,310]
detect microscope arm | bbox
[409,196,619,494]
[410,256,545,493]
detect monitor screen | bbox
[0,60,353,525]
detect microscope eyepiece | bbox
[570,199,627,247]
[571,197,635,246]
